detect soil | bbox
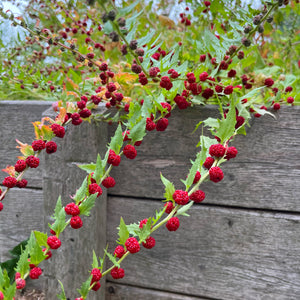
[15,289,45,300]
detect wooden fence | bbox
[0,101,299,300]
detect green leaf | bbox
[141,96,153,117]
[34,231,48,247]
[50,207,67,235]
[137,218,152,243]
[126,223,140,236]
[117,217,129,245]
[215,98,236,143]
[119,0,140,15]
[77,275,93,298]
[0,267,10,288]
[79,194,97,216]
[15,247,29,277]
[0,258,18,284]
[128,118,146,143]
[74,178,88,205]
[151,207,166,226]
[27,232,45,266]
[109,123,123,154]
[160,173,175,201]
[53,196,63,219]
[176,201,193,217]
[57,280,67,300]
[185,152,201,190]
[104,249,120,268]
[137,29,156,48]
[93,154,104,183]
[240,86,264,101]
[4,283,16,300]
[77,163,96,173]
[92,250,98,269]
[8,239,28,258]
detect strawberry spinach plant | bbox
[0,0,299,299]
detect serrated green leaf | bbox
[117,217,129,245]
[77,163,96,173]
[185,152,201,190]
[93,154,104,183]
[57,280,67,300]
[74,178,88,204]
[119,0,140,15]
[126,223,140,236]
[152,206,166,226]
[160,173,175,201]
[27,232,45,266]
[128,118,146,143]
[92,250,98,269]
[79,194,97,216]
[240,86,264,101]
[77,275,92,298]
[54,196,63,219]
[141,96,153,117]
[215,99,236,143]
[0,258,18,284]
[109,123,123,154]
[104,249,120,268]
[50,207,67,235]
[176,201,193,217]
[15,247,29,277]
[137,29,155,48]
[0,267,10,288]
[4,283,16,299]
[34,231,48,247]
[8,239,28,258]
[137,218,152,243]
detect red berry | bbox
[228,69,236,78]
[0,202,3,212]
[166,217,180,231]
[173,190,189,205]
[108,150,121,166]
[111,267,125,279]
[209,144,226,158]
[161,102,172,118]
[51,124,65,138]
[45,141,57,154]
[131,63,142,74]
[70,216,83,229]
[285,86,293,93]
[65,203,80,216]
[203,156,215,169]
[146,118,156,131]
[193,171,201,184]
[225,146,238,160]
[273,103,281,110]
[79,108,92,118]
[15,160,27,173]
[156,118,168,131]
[142,236,156,249]
[42,248,52,260]
[114,245,126,258]
[149,67,160,77]
[189,190,206,203]
[174,95,190,109]
[2,176,17,188]
[237,51,244,59]
[102,176,116,188]
[164,202,174,214]
[168,69,179,79]
[139,218,148,228]
[47,236,61,249]
[91,281,101,291]
[16,179,28,188]
[209,166,224,183]
[29,267,42,279]
[287,96,294,104]
[264,78,274,87]
[32,140,46,151]
[138,72,148,85]
[224,85,234,95]
[200,54,206,62]
[123,145,137,159]
[16,278,26,290]
[91,268,102,282]
[202,88,214,99]
[204,1,211,6]
[125,237,140,254]
[160,76,173,90]
[0,291,3,300]
[89,183,103,197]
[26,155,40,168]
[199,72,208,82]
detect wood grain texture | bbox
[105,282,211,300]
[109,106,300,212]
[0,188,44,262]
[0,101,52,188]
[107,196,300,300]
[42,108,108,300]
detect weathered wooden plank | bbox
[0,188,44,262]
[107,196,300,300]
[109,106,300,212]
[0,101,52,188]
[42,110,108,300]
[106,282,211,300]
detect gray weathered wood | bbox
[105,282,210,300]
[109,106,300,212]
[42,106,108,300]
[107,196,300,300]
[0,101,52,188]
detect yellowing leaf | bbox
[158,15,175,29]
[55,107,67,125]
[115,72,138,85]
[16,139,34,157]
[2,166,16,176]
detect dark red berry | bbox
[16,179,28,188]
[51,124,65,138]
[108,150,121,166]
[47,236,61,249]
[131,63,142,74]
[45,141,57,154]
[173,190,189,205]
[209,166,224,183]
[114,245,125,258]
[142,236,156,249]
[70,216,83,229]
[164,202,174,214]
[123,145,137,159]
[209,144,226,158]
[79,109,92,118]
[43,248,52,260]
[264,78,274,87]
[32,140,46,151]
[89,183,103,197]
[160,76,173,90]
[287,97,294,104]
[91,268,102,282]
[65,203,80,216]
[146,118,156,131]
[0,202,3,212]
[16,278,26,290]
[2,176,17,188]
[91,281,101,291]
[125,237,140,253]
[189,190,205,203]
[111,267,125,279]
[224,85,234,95]
[203,156,215,169]
[15,160,27,173]
[199,72,208,82]
[225,146,238,160]
[273,103,281,110]
[193,171,201,184]
[29,267,42,280]
[285,86,293,93]
[166,217,180,231]
[102,176,116,188]
[156,118,168,131]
